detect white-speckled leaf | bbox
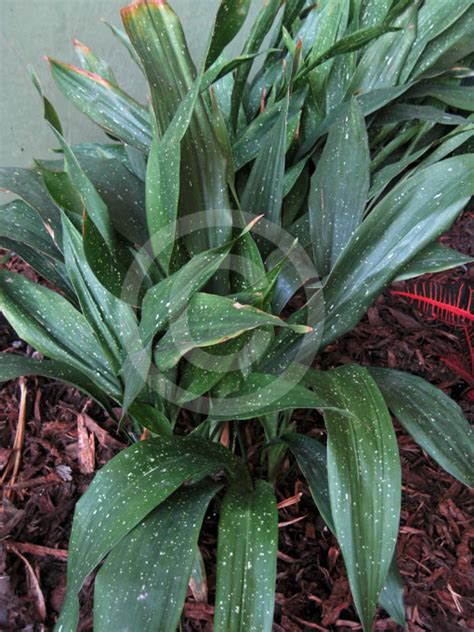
[401,0,472,81]
[94,480,221,632]
[320,155,474,346]
[207,0,251,68]
[378,556,406,628]
[281,430,405,627]
[0,200,72,298]
[229,0,282,130]
[1,199,61,260]
[62,216,139,372]
[0,270,119,398]
[154,293,311,371]
[323,365,401,632]
[0,353,113,413]
[208,372,342,422]
[309,97,369,277]
[233,90,306,170]
[410,5,474,80]
[146,74,203,272]
[140,238,236,346]
[280,432,334,530]
[241,95,288,226]
[349,2,419,93]
[370,368,474,486]
[49,58,151,152]
[50,128,133,296]
[122,0,231,259]
[0,166,63,247]
[395,243,473,282]
[214,480,278,632]
[55,436,250,632]
[73,39,118,85]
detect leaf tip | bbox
[73,39,89,52]
[121,0,166,18]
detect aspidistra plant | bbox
[1,1,473,631]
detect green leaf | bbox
[140,238,236,346]
[214,480,278,632]
[62,215,140,374]
[395,242,473,282]
[0,236,74,301]
[40,153,149,246]
[146,78,203,273]
[203,51,274,94]
[121,345,153,416]
[302,0,349,102]
[401,0,473,81]
[414,122,474,172]
[406,82,474,112]
[370,368,474,486]
[146,139,180,273]
[0,353,113,412]
[102,19,144,71]
[378,556,406,628]
[73,39,117,85]
[208,371,342,422]
[56,435,250,632]
[50,129,114,247]
[369,122,474,201]
[0,167,62,249]
[94,480,221,632]
[36,161,84,216]
[49,58,151,152]
[411,5,474,79]
[296,83,412,161]
[297,22,402,88]
[128,401,173,436]
[281,430,405,627]
[0,270,120,397]
[309,97,369,277]
[0,199,62,261]
[323,365,401,632]
[241,95,288,226]
[29,65,63,133]
[230,0,282,130]
[50,128,132,295]
[280,432,334,530]
[154,293,311,371]
[360,0,391,28]
[233,89,307,170]
[207,0,251,68]
[377,103,467,126]
[0,199,73,299]
[177,334,259,404]
[122,0,231,257]
[140,219,262,345]
[350,2,419,93]
[320,155,474,346]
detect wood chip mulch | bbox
[0,211,473,631]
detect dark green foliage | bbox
[1,1,473,630]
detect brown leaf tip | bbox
[73,39,90,53]
[121,0,166,16]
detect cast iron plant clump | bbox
[0,0,473,630]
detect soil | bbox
[1,210,473,632]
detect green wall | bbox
[0,0,258,168]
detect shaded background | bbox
[0,0,259,168]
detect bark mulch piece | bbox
[1,211,473,631]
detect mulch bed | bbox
[1,210,473,631]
